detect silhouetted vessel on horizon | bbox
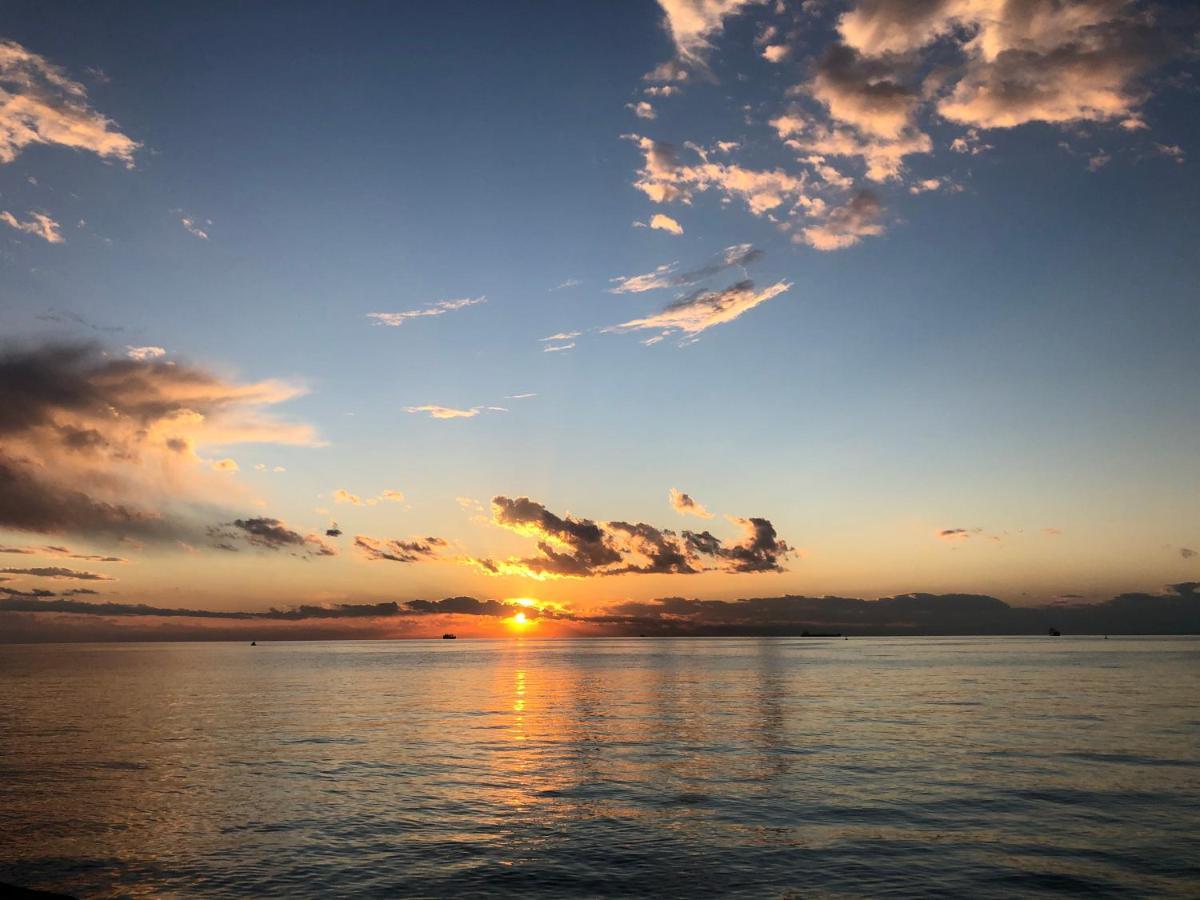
[1048,627,1061,637]
[442,633,457,640]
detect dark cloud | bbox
[1180,547,1196,560]
[0,342,315,543]
[470,496,791,578]
[1,586,99,597]
[355,535,447,563]
[0,566,114,581]
[4,584,1197,640]
[219,518,336,557]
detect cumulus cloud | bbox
[1,210,63,243]
[627,100,657,119]
[799,190,884,250]
[0,342,318,542]
[609,243,762,293]
[635,212,684,234]
[367,297,486,327]
[0,38,139,166]
[669,487,714,519]
[606,278,791,340]
[466,495,791,579]
[626,134,811,214]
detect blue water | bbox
[1,636,1198,897]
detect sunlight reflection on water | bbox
[1,636,1198,897]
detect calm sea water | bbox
[1,636,1198,898]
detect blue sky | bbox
[0,0,1198,631]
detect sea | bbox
[1,636,1198,898]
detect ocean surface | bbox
[1,636,1198,898]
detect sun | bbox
[506,610,535,632]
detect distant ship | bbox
[442,633,457,640]
[1048,627,1061,637]
[800,630,842,637]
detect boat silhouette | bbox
[442,633,457,640]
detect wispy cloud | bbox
[609,243,761,293]
[605,279,791,340]
[1,210,63,243]
[402,405,482,420]
[125,346,165,361]
[0,38,139,166]
[368,296,486,327]
[180,216,210,239]
[333,488,405,506]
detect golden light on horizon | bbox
[506,610,533,631]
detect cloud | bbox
[540,331,581,342]
[627,101,657,119]
[505,392,538,399]
[762,44,790,63]
[355,534,447,563]
[653,0,765,64]
[635,212,685,234]
[0,342,318,542]
[626,135,812,213]
[0,544,126,562]
[220,517,336,557]
[0,566,114,581]
[606,278,791,339]
[333,488,405,506]
[402,405,481,419]
[125,346,166,361]
[937,527,981,542]
[550,278,582,291]
[1,210,63,243]
[669,487,714,519]
[367,296,486,327]
[810,43,921,140]
[1180,547,1196,560]
[209,458,239,474]
[543,342,575,353]
[0,38,139,165]
[180,217,210,240]
[6,584,1200,640]
[1155,143,1185,163]
[466,495,791,579]
[609,243,762,293]
[799,190,884,250]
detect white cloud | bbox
[125,346,166,361]
[627,101,657,120]
[180,217,210,240]
[606,279,791,339]
[368,297,486,327]
[402,405,482,419]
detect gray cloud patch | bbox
[468,496,792,578]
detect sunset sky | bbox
[1,0,1198,637]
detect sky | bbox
[1,0,1198,638]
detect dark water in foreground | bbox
[1,637,1198,898]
